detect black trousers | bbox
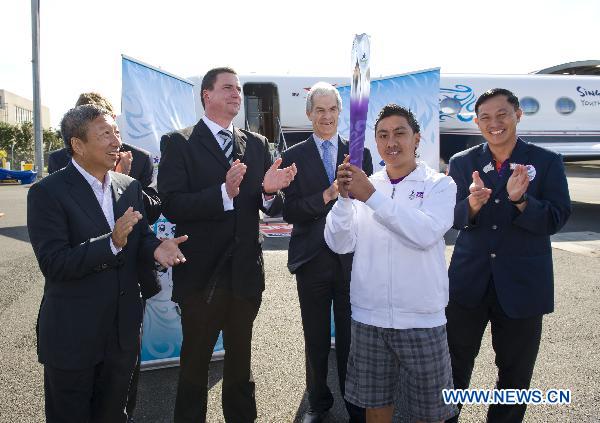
[126,354,140,417]
[44,324,138,423]
[296,249,365,422]
[174,287,262,423]
[126,299,146,418]
[445,284,543,423]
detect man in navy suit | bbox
[281,82,372,423]
[445,88,571,422]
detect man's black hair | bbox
[374,104,420,134]
[475,88,520,116]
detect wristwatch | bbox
[262,184,278,197]
[509,193,528,205]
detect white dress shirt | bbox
[71,159,121,255]
[202,115,275,211]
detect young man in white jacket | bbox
[324,104,458,423]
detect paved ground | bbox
[0,162,599,422]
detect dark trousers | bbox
[44,324,138,423]
[445,284,543,423]
[174,287,262,423]
[126,299,146,418]
[126,357,140,417]
[296,250,365,422]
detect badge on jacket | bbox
[509,163,536,181]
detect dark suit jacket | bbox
[447,138,571,319]
[157,120,283,302]
[48,145,162,299]
[27,163,161,370]
[48,144,162,224]
[281,135,373,276]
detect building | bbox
[0,89,50,129]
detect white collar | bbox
[71,158,111,190]
[202,115,234,139]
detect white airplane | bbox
[188,73,600,166]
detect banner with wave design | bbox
[338,68,440,171]
[120,56,197,173]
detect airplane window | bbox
[520,97,539,115]
[555,97,576,115]
[440,97,461,115]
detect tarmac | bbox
[0,161,599,422]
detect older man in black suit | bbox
[158,67,297,422]
[27,104,187,423]
[47,93,161,422]
[48,92,161,225]
[281,82,372,423]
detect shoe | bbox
[302,409,328,423]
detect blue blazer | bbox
[447,138,571,319]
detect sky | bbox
[1,0,599,128]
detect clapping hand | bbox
[263,158,297,193]
[323,180,339,204]
[225,159,247,199]
[468,171,492,217]
[507,164,530,208]
[112,207,143,248]
[154,235,188,267]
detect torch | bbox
[349,33,371,168]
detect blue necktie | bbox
[322,140,334,184]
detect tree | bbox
[14,121,34,163]
[0,122,17,153]
[44,128,62,153]
[0,121,62,168]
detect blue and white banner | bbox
[338,68,441,171]
[120,55,197,174]
[120,56,221,368]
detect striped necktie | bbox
[218,129,234,164]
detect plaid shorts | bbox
[345,320,458,422]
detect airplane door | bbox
[243,83,280,145]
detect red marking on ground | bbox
[260,223,293,237]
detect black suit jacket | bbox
[158,120,282,301]
[48,144,162,224]
[48,145,162,299]
[281,135,373,276]
[27,163,161,370]
[448,138,571,318]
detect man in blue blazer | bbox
[445,88,571,422]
